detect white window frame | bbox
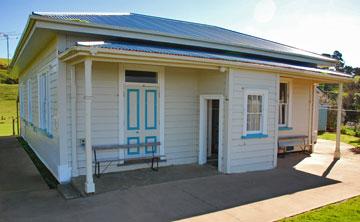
[243,89,268,136]
[38,71,52,135]
[279,78,292,128]
[27,79,32,123]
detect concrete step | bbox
[57,183,81,199]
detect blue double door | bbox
[125,86,159,158]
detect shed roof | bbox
[33,12,335,64]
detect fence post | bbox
[12,117,15,136]
[16,95,19,135]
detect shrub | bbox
[341,126,356,136]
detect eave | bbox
[59,46,352,83]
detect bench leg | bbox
[96,162,101,178]
[151,157,159,171]
[94,162,97,177]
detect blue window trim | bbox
[127,137,140,155]
[241,133,268,139]
[22,118,53,138]
[145,136,157,154]
[38,128,54,138]
[145,89,157,130]
[127,89,140,130]
[279,126,293,131]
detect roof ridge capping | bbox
[32,12,131,16]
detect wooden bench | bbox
[278,135,308,157]
[92,142,164,177]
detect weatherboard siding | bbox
[19,41,60,179]
[228,68,277,173]
[279,79,311,137]
[75,62,120,174]
[164,67,200,164]
[71,64,228,174]
[279,79,313,151]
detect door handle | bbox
[136,131,139,134]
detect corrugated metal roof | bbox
[33,12,333,63]
[75,41,351,78]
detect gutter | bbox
[59,46,352,82]
[29,14,337,65]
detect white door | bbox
[125,85,159,158]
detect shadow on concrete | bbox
[165,154,340,218]
[322,159,339,177]
[68,153,340,222]
[0,136,49,193]
[0,136,342,222]
[72,164,220,196]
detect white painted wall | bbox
[279,79,311,136]
[278,79,315,151]
[70,63,227,175]
[17,31,323,180]
[227,68,277,173]
[74,62,120,175]
[19,39,60,180]
[198,69,226,95]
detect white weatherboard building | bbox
[12,12,352,193]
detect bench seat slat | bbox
[94,155,165,163]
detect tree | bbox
[332,50,345,71]
[322,51,360,129]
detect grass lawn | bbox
[280,196,360,222]
[0,58,16,84]
[318,132,360,147]
[0,84,18,136]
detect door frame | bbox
[199,95,224,172]
[119,64,165,159]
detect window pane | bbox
[125,70,157,83]
[279,82,289,125]
[278,104,283,125]
[247,95,263,114]
[280,83,288,103]
[246,94,263,132]
[281,104,286,124]
[257,95,262,112]
[247,113,261,131]
[247,95,252,112]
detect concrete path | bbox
[0,137,359,222]
[0,136,49,192]
[179,139,360,222]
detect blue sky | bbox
[1,0,359,67]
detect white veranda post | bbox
[84,59,95,193]
[334,82,343,160]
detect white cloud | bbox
[265,14,360,66]
[228,8,360,67]
[254,0,277,23]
